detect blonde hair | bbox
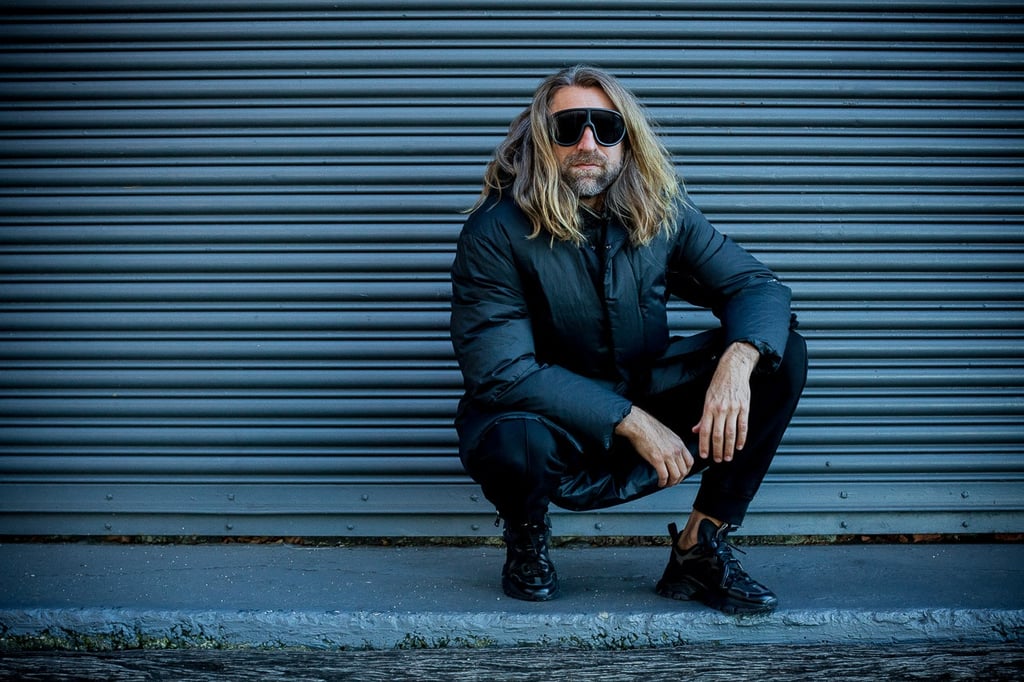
[472,65,683,245]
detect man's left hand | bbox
[692,342,760,463]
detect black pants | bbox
[463,330,808,527]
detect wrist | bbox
[614,405,641,437]
[722,342,760,373]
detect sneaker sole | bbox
[656,579,777,616]
[502,577,560,602]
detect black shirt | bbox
[578,205,617,380]
[579,204,609,296]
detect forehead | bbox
[549,85,616,114]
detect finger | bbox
[736,406,749,452]
[723,413,737,462]
[712,412,726,463]
[665,456,682,487]
[681,445,694,475]
[694,416,711,459]
[656,460,669,488]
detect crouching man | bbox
[449,65,807,615]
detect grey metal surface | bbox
[0,2,1022,536]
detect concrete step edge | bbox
[3,607,1022,651]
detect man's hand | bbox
[692,341,760,463]
[615,406,693,487]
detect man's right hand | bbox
[614,406,693,487]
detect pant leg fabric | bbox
[464,416,564,525]
[644,330,808,525]
[461,330,808,527]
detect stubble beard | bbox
[560,151,622,198]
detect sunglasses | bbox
[549,107,627,147]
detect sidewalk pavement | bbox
[1,541,1022,650]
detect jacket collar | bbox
[579,204,629,257]
[605,216,629,258]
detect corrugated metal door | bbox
[1,2,1021,537]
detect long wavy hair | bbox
[472,65,683,246]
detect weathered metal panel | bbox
[0,1,1021,536]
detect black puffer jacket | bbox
[450,193,793,461]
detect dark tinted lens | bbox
[550,109,626,146]
[551,110,590,145]
[588,110,626,146]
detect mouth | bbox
[566,153,605,170]
[569,157,605,172]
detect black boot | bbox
[656,518,778,615]
[501,516,559,601]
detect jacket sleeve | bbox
[450,220,632,449]
[666,202,793,372]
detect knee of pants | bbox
[778,330,809,397]
[749,330,807,418]
[467,417,562,488]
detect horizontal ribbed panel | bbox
[1,1,1022,536]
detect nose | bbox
[576,125,599,150]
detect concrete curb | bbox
[3,542,1022,651]
[3,607,1022,651]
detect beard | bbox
[559,151,622,198]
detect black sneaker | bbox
[501,517,559,601]
[655,518,778,615]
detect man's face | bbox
[549,86,624,203]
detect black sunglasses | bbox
[549,107,627,147]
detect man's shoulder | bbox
[671,193,704,223]
[462,193,531,239]
[665,195,714,244]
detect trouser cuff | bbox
[693,487,751,527]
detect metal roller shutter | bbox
[1,1,1021,537]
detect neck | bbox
[580,194,605,212]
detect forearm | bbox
[489,364,633,450]
[615,405,693,488]
[718,341,760,380]
[716,279,793,372]
[692,340,760,463]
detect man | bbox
[449,65,807,615]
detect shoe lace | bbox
[510,522,552,572]
[711,527,750,587]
